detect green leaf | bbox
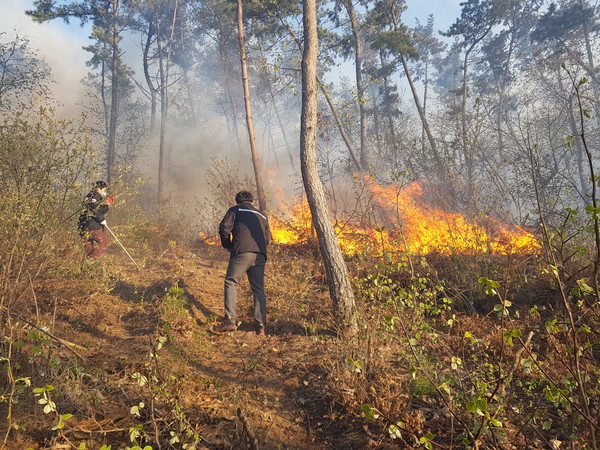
[345,358,364,373]
[51,415,71,431]
[565,135,574,148]
[362,404,379,419]
[489,417,503,427]
[479,277,500,288]
[476,398,488,412]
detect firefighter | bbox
[214,191,271,336]
[78,181,113,259]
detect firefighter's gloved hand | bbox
[101,220,107,226]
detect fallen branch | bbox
[237,407,259,450]
[1,307,86,361]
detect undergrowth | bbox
[322,249,599,449]
[1,231,598,448]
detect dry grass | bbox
[0,231,598,449]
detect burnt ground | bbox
[1,239,379,450]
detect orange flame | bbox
[363,179,539,255]
[200,180,539,256]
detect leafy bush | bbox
[0,105,99,313]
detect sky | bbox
[405,0,463,31]
[0,0,463,111]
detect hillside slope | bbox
[3,239,374,449]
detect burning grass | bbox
[205,180,540,258]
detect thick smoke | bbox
[1,0,89,116]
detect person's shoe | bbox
[214,318,236,332]
[257,324,266,336]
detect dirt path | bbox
[32,243,359,449]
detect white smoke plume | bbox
[1,0,90,114]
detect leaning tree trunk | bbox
[399,52,443,171]
[236,0,266,213]
[301,0,356,332]
[266,79,296,170]
[559,68,590,202]
[318,75,364,171]
[284,23,364,172]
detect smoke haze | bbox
[1,0,90,114]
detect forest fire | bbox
[360,179,540,256]
[202,180,539,257]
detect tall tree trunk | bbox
[157,20,167,206]
[559,68,590,202]
[143,19,157,132]
[217,41,244,153]
[256,46,296,169]
[301,0,356,331]
[460,49,472,196]
[577,0,600,129]
[421,55,429,155]
[107,0,119,184]
[157,0,180,206]
[236,0,266,212]
[386,7,442,172]
[379,52,398,149]
[183,70,197,123]
[101,57,109,137]
[457,29,490,204]
[342,0,368,168]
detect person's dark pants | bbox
[85,229,109,258]
[224,252,267,326]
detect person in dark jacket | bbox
[214,190,271,336]
[78,180,113,258]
